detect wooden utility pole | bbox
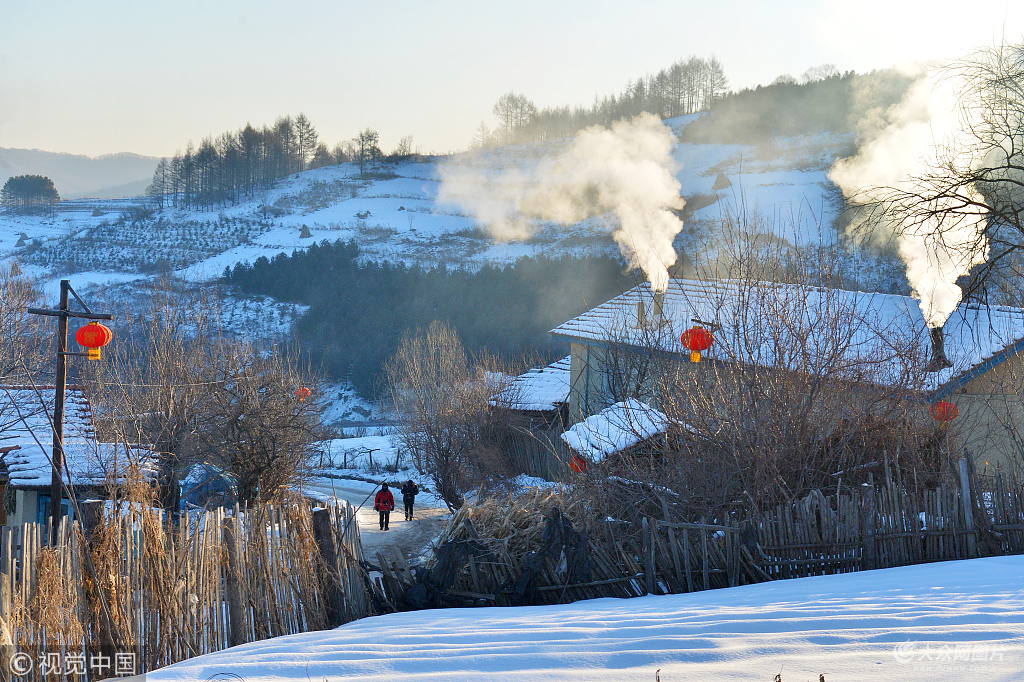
[51,280,69,542]
[27,280,113,543]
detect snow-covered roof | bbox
[497,356,571,411]
[0,386,156,488]
[550,279,1024,394]
[560,399,671,461]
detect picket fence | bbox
[0,500,369,680]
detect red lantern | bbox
[681,326,714,363]
[75,322,113,361]
[295,387,312,402]
[569,455,588,473]
[930,401,959,422]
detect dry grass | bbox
[433,485,605,571]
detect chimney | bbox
[636,300,646,328]
[653,292,665,319]
[926,326,952,373]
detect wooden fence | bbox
[374,459,1024,608]
[0,500,369,680]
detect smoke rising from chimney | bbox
[829,68,989,328]
[438,113,685,292]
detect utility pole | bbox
[27,280,113,544]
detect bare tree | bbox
[493,92,537,143]
[580,212,937,515]
[199,341,323,506]
[870,42,1024,299]
[0,265,46,385]
[802,63,839,83]
[0,267,48,450]
[91,282,324,510]
[385,322,517,510]
[470,121,492,150]
[309,142,335,169]
[391,135,414,158]
[354,128,381,176]
[91,284,224,514]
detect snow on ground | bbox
[145,555,1024,682]
[316,436,404,471]
[321,385,388,426]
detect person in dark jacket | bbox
[374,483,395,530]
[401,479,420,520]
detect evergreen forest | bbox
[224,241,636,395]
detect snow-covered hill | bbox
[144,554,1024,682]
[0,119,855,291]
[0,121,892,424]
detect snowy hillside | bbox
[145,555,1024,682]
[0,121,853,290]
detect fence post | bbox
[0,527,11,674]
[223,517,247,647]
[959,458,977,558]
[312,508,346,627]
[641,518,654,596]
[860,486,877,571]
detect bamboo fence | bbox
[0,500,368,680]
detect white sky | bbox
[2,0,1023,158]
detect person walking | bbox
[374,482,395,530]
[401,479,420,520]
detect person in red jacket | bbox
[374,482,395,530]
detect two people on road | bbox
[374,483,395,530]
[374,480,421,530]
[401,479,419,520]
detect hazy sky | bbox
[3,0,1023,158]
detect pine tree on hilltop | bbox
[1,175,60,215]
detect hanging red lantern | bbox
[680,326,714,363]
[930,401,959,422]
[569,455,588,473]
[75,321,113,361]
[295,387,312,402]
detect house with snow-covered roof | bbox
[549,279,1024,473]
[494,356,571,428]
[0,385,157,526]
[560,398,675,463]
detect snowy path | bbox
[145,555,1024,682]
[301,477,450,562]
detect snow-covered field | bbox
[144,555,1024,682]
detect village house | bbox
[548,279,1024,473]
[0,385,156,526]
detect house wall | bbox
[948,353,1024,474]
[568,341,670,423]
[8,489,38,527]
[568,337,1024,476]
[569,342,607,423]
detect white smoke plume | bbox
[438,113,685,292]
[829,68,989,328]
